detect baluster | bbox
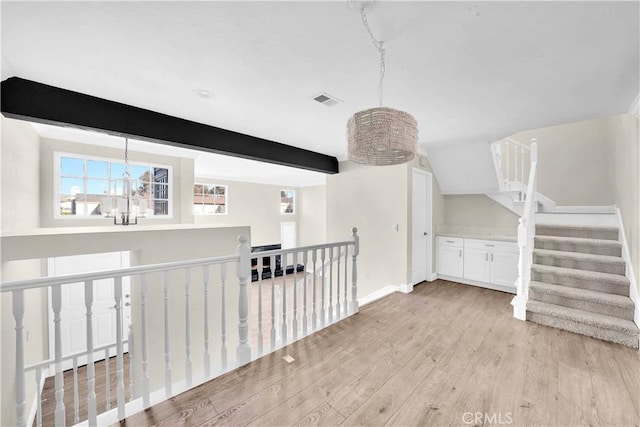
[506,141,510,185]
[328,247,334,323]
[220,263,228,370]
[336,247,341,320]
[35,366,43,427]
[185,268,192,387]
[114,277,125,419]
[257,258,264,356]
[52,284,65,427]
[236,234,252,365]
[513,144,520,187]
[312,250,317,332]
[203,266,211,379]
[521,146,525,185]
[127,323,136,401]
[350,228,360,314]
[293,252,299,340]
[162,271,172,397]
[302,250,308,336]
[12,290,26,427]
[72,357,79,424]
[281,252,288,345]
[343,245,349,317]
[270,255,276,351]
[104,348,111,410]
[84,280,98,426]
[320,248,326,327]
[140,274,150,408]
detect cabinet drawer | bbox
[438,236,463,248]
[464,238,517,254]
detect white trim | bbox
[280,189,296,215]
[399,283,414,294]
[628,93,640,118]
[428,272,438,281]
[54,151,174,220]
[615,208,640,330]
[437,274,517,295]
[358,285,400,306]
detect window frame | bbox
[54,151,174,220]
[280,189,296,215]
[193,182,228,215]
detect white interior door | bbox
[412,169,433,285]
[48,252,131,371]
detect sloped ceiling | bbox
[2,1,638,161]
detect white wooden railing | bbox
[512,141,538,320]
[492,137,532,193]
[2,228,360,427]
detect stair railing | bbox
[491,137,532,193]
[2,229,359,427]
[513,139,538,320]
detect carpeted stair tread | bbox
[533,248,625,275]
[529,281,634,309]
[531,264,630,295]
[527,300,638,335]
[536,224,619,240]
[534,235,622,256]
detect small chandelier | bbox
[347,6,418,166]
[102,138,147,225]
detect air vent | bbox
[312,92,342,107]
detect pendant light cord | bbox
[360,6,385,107]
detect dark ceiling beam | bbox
[1,77,339,174]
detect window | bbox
[57,153,171,218]
[280,190,295,214]
[193,183,227,214]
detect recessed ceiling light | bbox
[193,89,213,99]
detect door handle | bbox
[423,232,428,236]
[491,253,494,262]
[486,253,488,261]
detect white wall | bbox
[193,178,302,246]
[326,161,409,297]
[39,137,194,227]
[298,185,327,246]
[440,195,519,238]
[512,117,615,206]
[1,117,46,427]
[607,114,640,294]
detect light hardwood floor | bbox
[114,280,639,427]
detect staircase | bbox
[526,224,639,348]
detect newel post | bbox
[236,234,252,365]
[514,218,528,320]
[349,227,360,315]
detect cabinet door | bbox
[490,250,519,289]
[437,245,463,277]
[464,247,490,282]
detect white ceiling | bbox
[2,1,639,162]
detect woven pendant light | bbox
[347,7,418,166]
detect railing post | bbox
[162,272,172,397]
[13,290,26,427]
[350,228,360,315]
[236,234,252,365]
[53,284,65,427]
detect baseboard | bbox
[399,283,414,294]
[437,274,517,294]
[428,272,438,281]
[358,285,400,307]
[615,208,640,330]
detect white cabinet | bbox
[438,236,518,292]
[463,239,518,290]
[437,237,463,278]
